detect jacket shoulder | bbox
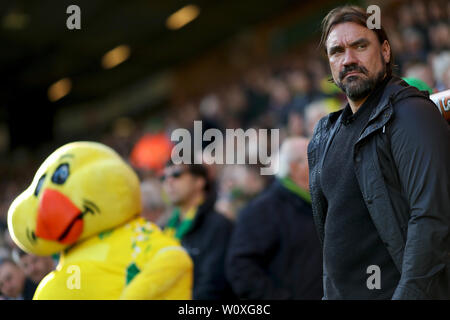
[236,186,283,227]
[307,110,342,166]
[388,83,448,131]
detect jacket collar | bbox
[356,76,412,145]
[324,76,410,145]
[368,76,408,122]
[279,177,311,204]
[185,190,217,234]
[273,179,311,210]
[325,76,406,126]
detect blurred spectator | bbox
[199,93,226,132]
[268,78,291,113]
[3,229,19,252]
[429,0,444,22]
[403,62,436,90]
[442,64,450,89]
[398,3,415,30]
[161,160,235,300]
[226,137,323,299]
[215,165,268,221]
[13,249,55,285]
[286,111,305,137]
[428,22,450,53]
[431,51,450,90]
[398,28,428,69]
[0,258,37,300]
[140,178,169,226]
[402,77,433,94]
[304,99,333,137]
[0,246,9,262]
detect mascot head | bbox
[7,142,141,256]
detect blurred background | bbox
[0,0,449,257]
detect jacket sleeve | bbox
[225,201,291,299]
[193,215,233,300]
[308,116,330,247]
[390,97,450,299]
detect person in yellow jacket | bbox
[7,141,193,299]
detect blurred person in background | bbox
[215,165,268,221]
[0,258,37,300]
[403,61,436,91]
[267,77,292,126]
[0,246,9,264]
[286,110,305,137]
[304,99,332,138]
[285,69,313,113]
[13,249,55,286]
[3,229,19,252]
[241,68,271,128]
[226,137,323,299]
[140,179,169,226]
[442,64,450,89]
[309,5,450,299]
[398,28,428,68]
[428,22,450,53]
[430,51,450,91]
[161,159,234,300]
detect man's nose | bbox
[342,48,358,66]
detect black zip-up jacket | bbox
[179,193,235,300]
[308,76,450,299]
[226,180,323,299]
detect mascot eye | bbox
[34,174,46,197]
[52,163,70,185]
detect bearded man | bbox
[308,5,450,299]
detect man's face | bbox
[0,262,25,298]
[326,22,390,102]
[162,165,203,206]
[19,254,54,284]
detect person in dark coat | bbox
[161,160,234,300]
[308,5,450,299]
[226,137,323,299]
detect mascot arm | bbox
[120,246,193,300]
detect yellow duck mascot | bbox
[7,141,193,299]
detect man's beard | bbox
[336,56,386,101]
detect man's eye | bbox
[357,44,366,49]
[34,174,46,197]
[329,49,343,56]
[51,163,70,185]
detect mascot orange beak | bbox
[35,189,84,245]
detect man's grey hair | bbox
[276,137,309,179]
[304,99,330,137]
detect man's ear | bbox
[195,176,206,193]
[381,40,391,64]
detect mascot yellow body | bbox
[7,142,193,299]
